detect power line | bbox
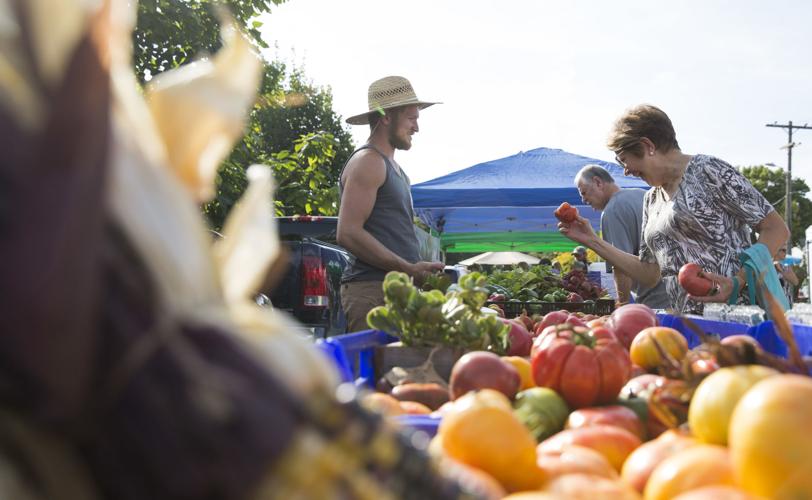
[765,121,812,248]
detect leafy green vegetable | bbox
[366,272,508,353]
[485,264,569,300]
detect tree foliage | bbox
[740,165,812,248]
[134,0,280,83]
[134,0,355,230]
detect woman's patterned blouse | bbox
[640,155,775,312]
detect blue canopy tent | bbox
[411,147,648,252]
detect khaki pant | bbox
[341,281,385,333]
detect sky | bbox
[259,0,812,203]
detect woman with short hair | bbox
[560,104,789,313]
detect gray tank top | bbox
[339,145,421,283]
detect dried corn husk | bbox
[214,164,280,305]
[145,13,262,202]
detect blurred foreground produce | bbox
[0,2,475,499]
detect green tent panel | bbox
[441,231,582,253]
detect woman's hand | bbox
[687,270,744,304]
[558,215,599,246]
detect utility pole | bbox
[766,121,812,249]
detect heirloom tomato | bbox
[688,365,777,446]
[553,202,578,223]
[629,326,688,370]
[728,375,812,498]
[609,303,658,349]
[531,328,631,409]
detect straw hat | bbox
[345,76,440,125]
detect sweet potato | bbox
[391,382,450,411]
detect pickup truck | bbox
[267,216,450,338]
[268,216,351,338]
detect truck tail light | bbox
[302,256,329,307]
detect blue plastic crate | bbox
[392,414,442,438]
[656,314,751,349]
[750,320,812,358]
[316,329,398,388]
[656,313,812,359]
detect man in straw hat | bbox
[337,76,444,332]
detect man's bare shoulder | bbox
[343,149,386,186]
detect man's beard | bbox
[388,128,412,151]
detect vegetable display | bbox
[367,272,509,352]
[484,265,570,303]
[561,269,604,300]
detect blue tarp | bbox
[412,147,648,240]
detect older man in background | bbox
[575,164,670,308]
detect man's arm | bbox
[336,153,441,280]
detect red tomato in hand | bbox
[678,263,714,296]
[554,202,579,223]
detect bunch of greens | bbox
[485,264,568,301]
[367,272,508,353]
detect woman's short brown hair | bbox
[607,104,680,158]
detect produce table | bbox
[317,316,812,389]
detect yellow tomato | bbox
[502,356,536,390]
[688,365,777,445]
[439,389,545,492]
[629,326,688,370]
[644,444,734,500]
[728,374,812,498]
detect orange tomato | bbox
[537,444,618,480]
[671,485,759,500]
[728,374,812,498]
[502,356,536,390]
[688,365,777,445]
[439,389,545,492]
[538,425,641,472]
[644,444,734,500]
[544,473,641,499]
[621,429,697,493]
[436,455,507,500]
[629,326,688,370]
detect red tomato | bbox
[566,404,646,440]
[678,263,714,296]
[554,202,579,223]
[609,303,658,349]
[531,328,631,409]
[534,310,570,335]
